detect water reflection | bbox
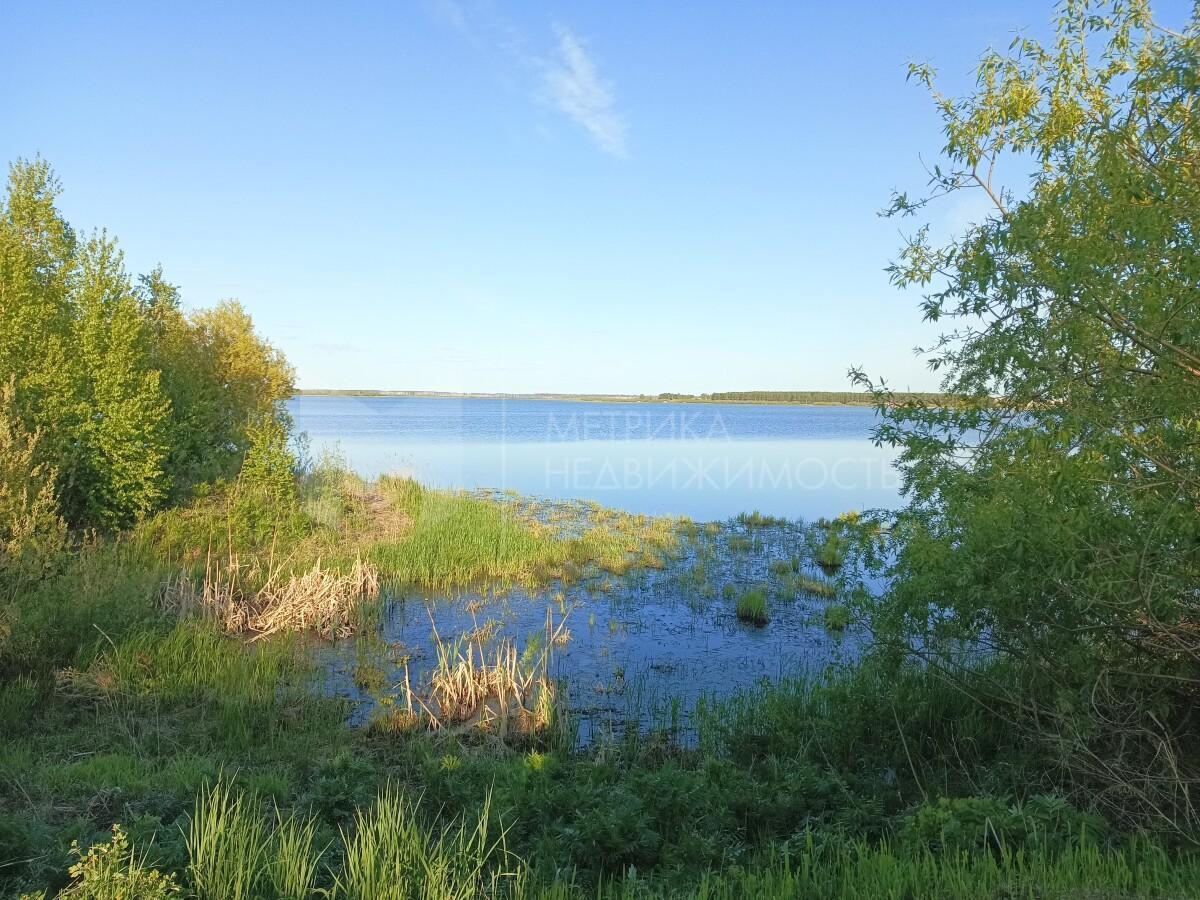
[290,396,901,520]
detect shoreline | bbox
[292,389,904,407]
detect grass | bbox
[367,478,678,590]
[41,793,1200,900]
[735,510,791,529]
[137,469,680,599]
[823,604,851,631]
[735,587,769,625]
[785,572,837,600]
[5,479,1200,898]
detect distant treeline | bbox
[655,390,959,405]
[297,389,960,406]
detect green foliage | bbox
[0,158,294,531]
[856,0,1200,831]
[899,795,1106,856]
[54,825,181,899]
[0,381,65,586]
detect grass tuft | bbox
[736,587,769,626]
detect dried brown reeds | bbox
[163,554,380,641]
[394,608,572,745]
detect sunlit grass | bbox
[735,587,769,626]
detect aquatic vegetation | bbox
[736,587,769,626]
[728,535,752,554]
[767,558,795,577]
[786,572,838,600]
[815,532,846,572]
[367,477,679,590]
[392,612,572,747]
[736,510,791,529]
[824,604,851,631]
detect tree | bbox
[854,0,1200,831]
[145,298,295,503]
[0,158,295,530]
[66,233,170,529]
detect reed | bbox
[163,554,379,641]
[396,610,572,746]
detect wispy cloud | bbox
[423,6,629,158]
[543,26,627,157]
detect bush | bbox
[0,381,66,584]
[48,825,181,899]
[900,795,1106,855]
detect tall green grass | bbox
[38,789,1200,899]
[369,477,676,590]
[735,587,768,625]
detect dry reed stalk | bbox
[395,606,573,739]
[162,555,380,640]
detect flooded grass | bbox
[735,586,769,625]
[316,507,867,748]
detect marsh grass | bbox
[784,572,838,600]
[823,604,851,631]
[735,510,791,530]
[388,610,573,749]
[138,469,679,600]
[368,478,678,591]
[735,587,769,626]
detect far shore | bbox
[291,389,948,407]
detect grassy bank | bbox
[2,475,1198,897]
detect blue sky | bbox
[3,1,1191,394]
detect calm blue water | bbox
[288,395,901,521]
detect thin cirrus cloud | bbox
[542,26,627,158]
[424,3,628,158]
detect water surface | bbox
[290,395,900,521]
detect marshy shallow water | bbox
[314,512,873,747]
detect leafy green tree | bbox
[0,158,295,530]
[855,0,1200,831]
[67,234,169,529]
[142,293,295,504]
[0,159,80,482]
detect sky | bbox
[2,1,1192,394]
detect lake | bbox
[289,395,901,521]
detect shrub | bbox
[52,825,181,899]
[0,381,66,584]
